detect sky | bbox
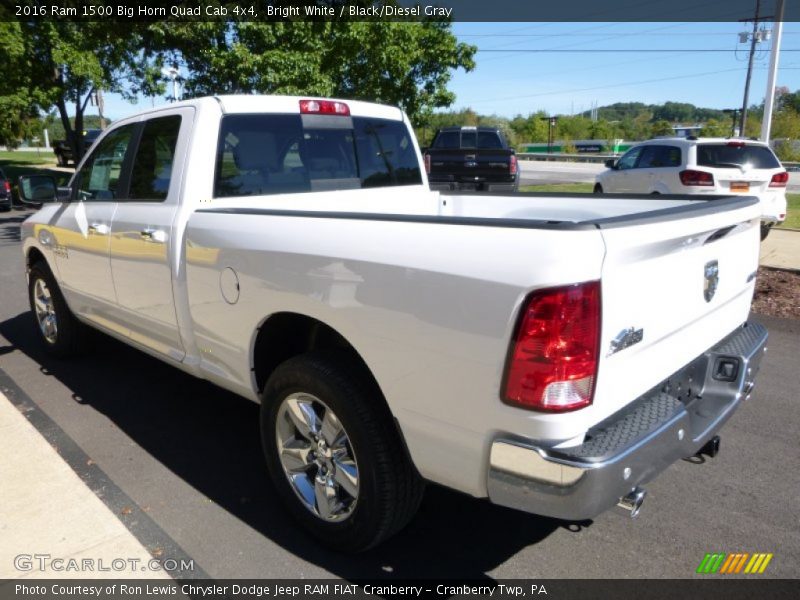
[93,21,800,123]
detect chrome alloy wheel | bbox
[33,278,58,344]
[275,393,359,522]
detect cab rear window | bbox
[214,114,422,198]
[697,144,780,169]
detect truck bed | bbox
[185,190,761,496]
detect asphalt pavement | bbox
[0,207,798,580]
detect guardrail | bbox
[517,153,800,171]
[518,153,618,163]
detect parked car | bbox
[53,128,103,167]
[0,167,12,211]
[424,126,519,192]
[594,137,788,239]
[19,96,767,551]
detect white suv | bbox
[595,137,788,239]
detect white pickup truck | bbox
[19,95,768,552]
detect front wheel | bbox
[260,353,424,552]
[593,183,603,194]
[28,262,90,357]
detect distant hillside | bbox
[582,101,734,124]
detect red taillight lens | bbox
[769,171,789,188]
[3,181,9,193]
[504,281,601,412]
[299,99,350,116]
[727,141,746,148]
[509,154,518,175]
[679,169,714,187]
[424,153,431,175]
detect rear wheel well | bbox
[253,313,377,396]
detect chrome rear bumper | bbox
[487,321,768,521]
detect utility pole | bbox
[738,0,773,137]
[761,0,785,142]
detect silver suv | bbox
[595,137,788,239]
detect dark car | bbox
[53,128,103,166]
[424,126,519,192]
[0,167,12,211]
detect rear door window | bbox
[697,144,780,169]
[637,145,682,168]
[214,114,421,197]
[128,116,181,201]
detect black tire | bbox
[593,183,603,194]
[28,261,91,357]
[56,153,66,167]
[760,222,772,241]
[260,352,424,552]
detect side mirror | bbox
[605,159,617,169]
[18,175,58,204]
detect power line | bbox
[468,67,749,104]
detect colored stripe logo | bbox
[696,552,773,574]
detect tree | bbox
[145,20,475,125]
[651,120,674,136]
[0,22,47,148]
[699,119,729,137]
[1,21,157,160]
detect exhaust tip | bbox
[617,488,646,518]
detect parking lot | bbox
[0,207,798,580]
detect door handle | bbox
[88,223,110,235]
[140,228,167,243]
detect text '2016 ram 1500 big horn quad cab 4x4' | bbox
[19,95,768,552]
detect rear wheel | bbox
[760,222,773,241]
[261,353,424,552]
[593,183,603,194]
[56,152,66,167]
[28,262,91,357]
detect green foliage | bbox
[2,17,474,154]
[146,20,475,124]
[651,120,674,136]
[699,119,729,137]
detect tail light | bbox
[769,171,788,188]
[299,99,350,116]
[503,281,601,412]
[424,153,431,175]
[509,154,518,175]
[679,170,714,187]
[2,181,9,193]
[727,141,746,148]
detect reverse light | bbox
[509,154,518,175]
[503,281,601,412]
[299,99,350,116]
[769,171,788,188]
[679,169,714,187]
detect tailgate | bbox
[429,149,514,181]
[591,199,761,420]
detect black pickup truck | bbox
[53,128,103,167]
[424,126,519,192]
